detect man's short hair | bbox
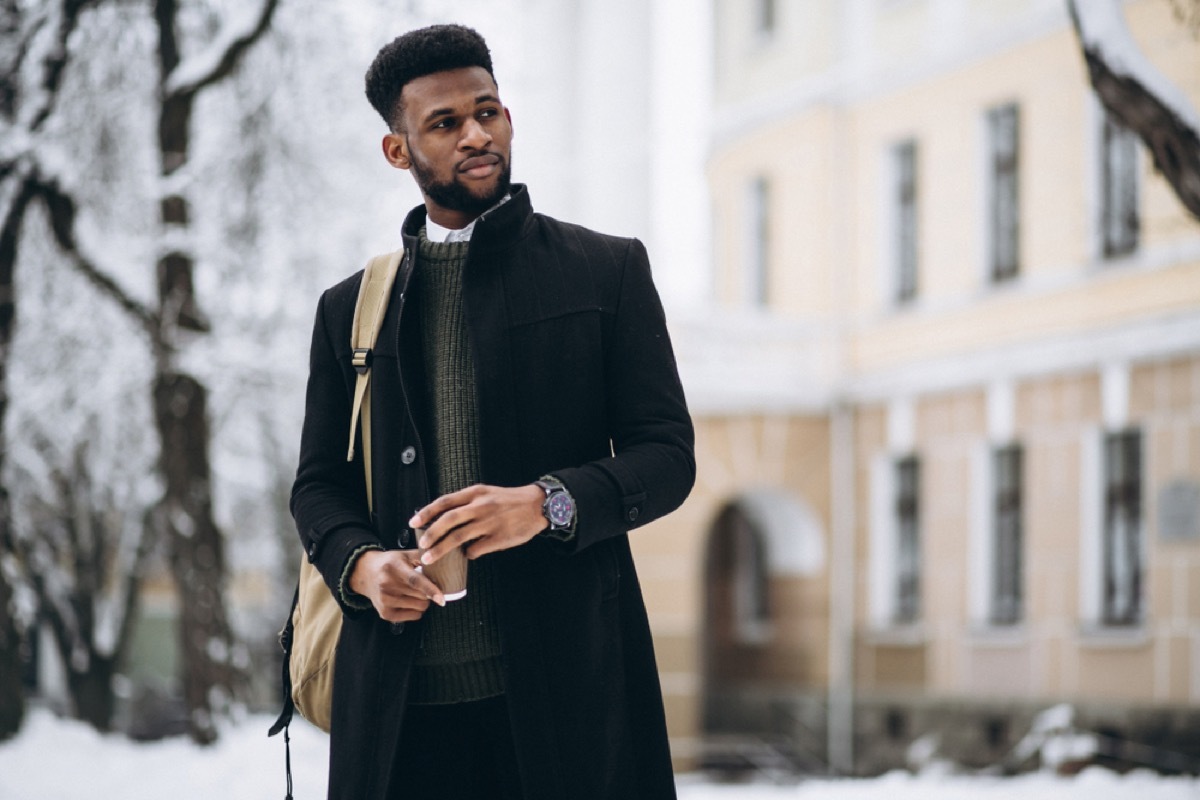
[365,24,495,131]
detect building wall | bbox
[661,0,1200,774]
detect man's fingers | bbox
[380,560,445,606]
[416,503,480,550]
[410,485,480,529]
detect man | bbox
[291,23,695,800]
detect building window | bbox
[892,139,919,304]
[986,104,1020,282]
[1100,110,1139,258]
[745,175,771,307]
[894,455,921,624]
[1102,429,1142,626]
[756,0,777,35]
[991,444,1023,625]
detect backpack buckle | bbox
[352,348,372,374]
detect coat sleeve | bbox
[290,289,383,614]
[550,238,696,553]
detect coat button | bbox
[401,446,417,465]
[306,542,316,560]
[399,529,411,547]
[627,507,639,522]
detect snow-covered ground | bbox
[2,709,1198,799]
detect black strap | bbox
[268,584,299,798]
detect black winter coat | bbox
[290,186,695,800]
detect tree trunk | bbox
[0,180,35,742]
[66,655,117,732]
[0,566,23,742]
[148,0,271,743]
[153,373,239,744]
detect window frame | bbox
[1101,429,1143,627]
[1099,110,1140,259]
[986,103,1020,283]
[745,174,771,308]
[894,455,921,625]
[892,138,919,304]
[990,443,1024,626]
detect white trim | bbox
[1085,91,1104,265]
[868,455,897,627]
[967,442,992,625]
[888,396,916,452]
[735,489,827,577]
[1079,428,1103,626]
[846,306,1200,405]
[987,380,1016,443]
[709,4,1069,153]
[975,104,992,289]
[1102,362,1131,429]
[861,235,1200,328]
[878,140,898,309]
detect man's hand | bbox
[350,549,446,623]
[411,484,547,565]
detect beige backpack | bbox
[272,248,404,737]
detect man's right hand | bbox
[350,550,446,623]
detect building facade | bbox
[638,0,1200,775]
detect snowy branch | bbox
[163,0,281,99]
[1068,0,1200,219]
[26,176,159,337]
[18,0,97,134]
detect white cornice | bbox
[710,3,1071,155]
[845,307,1200,404]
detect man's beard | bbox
[409,147,512,217]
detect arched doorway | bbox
[700,489,826,764]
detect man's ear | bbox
[504,106,513,137]
[382,132,410,170]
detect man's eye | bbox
[479,109,497,118]
[433,118,454,129]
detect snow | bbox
[163,2,274,96]
[1,709,1198,800]
[1071,0,1200,130]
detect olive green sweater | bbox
[407,231,504,705]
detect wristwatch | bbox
[535,477,576,532]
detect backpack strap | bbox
[346,250,405,513]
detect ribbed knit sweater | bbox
[407,230,505,705]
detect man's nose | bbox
[460,117,492,150]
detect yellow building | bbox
[641,0,1200,775]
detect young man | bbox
[291,24,695,800]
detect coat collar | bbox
[401,183,534,254]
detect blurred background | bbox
[0,0,1198,786]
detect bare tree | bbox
[1,0,280,744]
[0,531,21,742]
[7,425,154,732]
[0,0,101,742]
[1069,0,1200,221]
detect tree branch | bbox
[23,0,97,133]
[1069,0,1200,220]
[163,0,281,100]
[27,176,159,336]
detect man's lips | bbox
[459,154,501,175]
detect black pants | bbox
[392,695,525,800]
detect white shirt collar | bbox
[423,193,512,244]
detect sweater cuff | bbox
[338,543,385,611]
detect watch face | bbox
[546,491,574,527]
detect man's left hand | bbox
[411,483,547,564]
